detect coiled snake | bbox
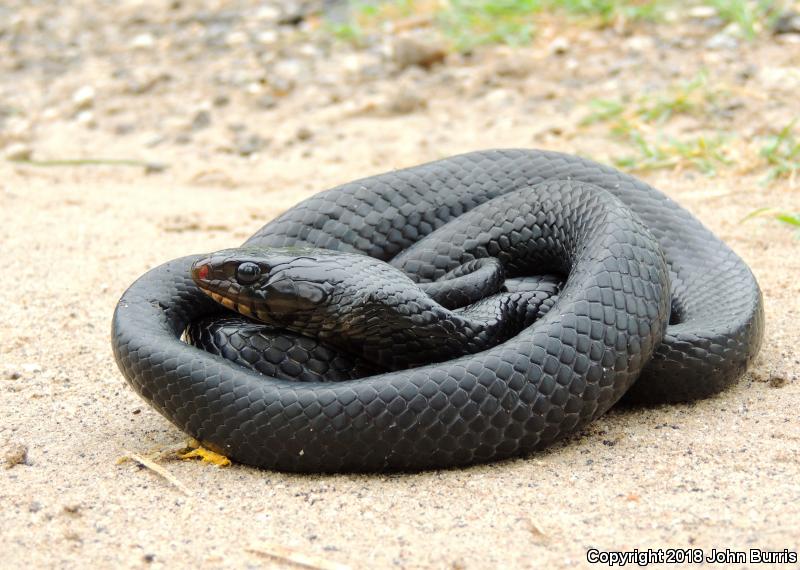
[111,149,764,472]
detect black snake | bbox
[111,149,764,472]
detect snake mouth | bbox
[202,288,255,318]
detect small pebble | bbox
[492,55,533,78]
[4,142,32,162]
[114,123,136,135]
[768,374,787,388]
[75,110,95,126]
[144,133,166,148]
[63,504,82,516]
[3,443,28,469]
[548,37,570,55]
[256,5,280,21]
[212,94,230,107]
[270,59,305,93]
[687,6,717,18]
[706,32,738,50]
[624,36,654,52]
[191,109,211,131]
[392,36,447,70]
[256,94,277,110]
[256,30,278,45]
[773,11,800,34]
[296,126,313,141]
[277,2,307,26]
[144,162,168,174]
[22,362,42,373]
[130,33,155,49]
[384,89,427,115]
[72,85,96,110]
[235,133,269,156]
[767,367,791,388]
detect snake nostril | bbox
[197,264,210,280]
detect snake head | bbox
[191,247,344,327]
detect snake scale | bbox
[111,149,764,472]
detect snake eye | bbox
[236,262,261,285]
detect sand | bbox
[2,2,800,568]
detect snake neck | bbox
[303,284,556,370]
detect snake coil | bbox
[111,149,764,472]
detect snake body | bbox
[111,149,764,472]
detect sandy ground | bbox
[2,2,800,568]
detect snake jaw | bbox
[207,290,236,311]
